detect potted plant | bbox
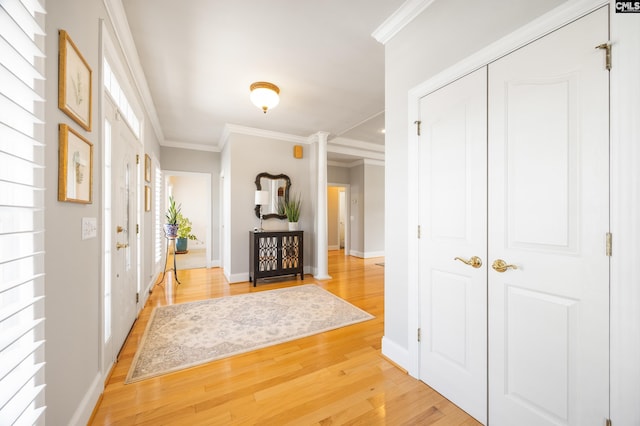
[282,193,301,230]
[175,213,197,253]
[164,196,180,238]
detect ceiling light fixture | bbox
[250,81,280,113]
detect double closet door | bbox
[418,7,609,425]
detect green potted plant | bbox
[282,193,301,230]
[164,196,181,238]
[175,213,197,253]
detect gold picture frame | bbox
[145,186,151,212]
[58,124,93,203]
[145,154,151,182]
[58,30,92,131]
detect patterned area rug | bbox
[125,284,374,383]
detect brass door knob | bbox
[116,226,124,233]
[492,259,518,273]
[116,242,129,250]
[454,256,483,268]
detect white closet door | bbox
[419,67,487,424]
[488,7,609,425]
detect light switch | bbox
[82,217,97,240]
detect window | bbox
[103,58,141,139]
[0,0,47,424]
[154,163,162,263]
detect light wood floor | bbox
[90,251,480,425]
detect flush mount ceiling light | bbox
[250,81,280,113]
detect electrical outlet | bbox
[82,217,97,240]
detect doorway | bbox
[103,95,140,370]
[328,184,349,255]
[163,171,212,269]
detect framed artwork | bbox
[145,186,151,212]
[58,124,93,203]
[145,154,151,182]
[58,30,92,131]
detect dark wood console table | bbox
[249,230,303,286]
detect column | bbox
[314,131,331,279]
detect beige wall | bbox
[327,186,341,248]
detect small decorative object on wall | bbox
[58,30,92,131]
[293,145,303,159]
[144,154,151,182]
[145,186,151,212]
[58,123,93,203]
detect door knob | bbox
[116,242,129,250]
[454,256,483,268]
[116,226,124,233]
[492,259,518,273]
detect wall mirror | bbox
[254,172,291,219]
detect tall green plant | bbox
[165,196,181,225]
[282,193,301,222]
[176,213,197,240]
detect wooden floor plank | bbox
[90,251,480,425]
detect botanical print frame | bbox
[145,154,151,182]
[58,30,92,131]
[145,186,151,212]
[58,124,93,203]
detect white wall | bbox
[382,0,565,366]
[168,174,207,249]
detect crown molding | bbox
[372,0,436,45]
[162,140,220,153]
[103,0,164,144]
[327,143,385,161]
[330,137,385,153]
[328,158,385,168]
[219,124,311,150]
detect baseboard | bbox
[349,250,385,258]
[228,272,249,283]
[68,372,102,426]
[208,259,221,268]
[381,336,412,375]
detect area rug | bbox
[125,284,374,383]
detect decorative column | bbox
[314,131,331,279]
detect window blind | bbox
[0,0,47,424]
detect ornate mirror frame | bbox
[254,172,291,220]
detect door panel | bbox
[419,67,487,424]
[488,7,609,425]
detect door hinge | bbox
[606,232,612,257]
[417,328,421,342]
[136,154,140,164]
[417,225,421,239]
[136,224,139,234]
[605,418,612,426]
[136,292,139,303]
[414,120,421,136]
[596,42,611,71]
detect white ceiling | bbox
[121,0,404,162]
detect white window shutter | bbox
[0,0,47,424]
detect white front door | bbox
[418,67,488,423]
[487,7,609,425]
[108,101,139,358]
